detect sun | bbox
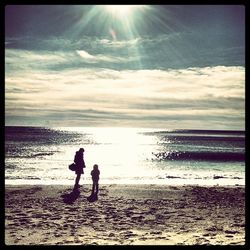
[103,5,145,17]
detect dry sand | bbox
[5,184,245,245]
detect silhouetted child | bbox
[91,164,100,195]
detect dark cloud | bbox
[129,96,245,111]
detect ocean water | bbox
[5,126,245,186]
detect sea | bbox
[5,126,245,186]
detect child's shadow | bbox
[87,192,98,202]
[61,188,80,204]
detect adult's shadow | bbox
[61,188,80,204]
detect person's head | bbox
[93,164,98,170]
[79,148,84,153]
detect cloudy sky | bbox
[5,5,245,130]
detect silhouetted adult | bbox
[74,148,85,189]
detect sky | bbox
[5,5,245,130]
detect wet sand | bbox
[5,184,245,245]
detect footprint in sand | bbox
[224,230,238,234]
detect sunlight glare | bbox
[103,5,145,17]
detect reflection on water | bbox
[5,126,245,186]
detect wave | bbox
[7,152,56,158]
[158,175,243,180]
[150,129,245,135]
[152,151,245,162]
[5,176,41,180]
[160,135,245,142]
[31,152,55,157]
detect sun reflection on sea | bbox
[86,127,159,177]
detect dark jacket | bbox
[91,169,100,182]
[74,150,85,174]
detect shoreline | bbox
[5,184,245,245]
[5,179,245,187]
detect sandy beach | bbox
[5,184,245,245]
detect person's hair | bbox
[93,164,98,170]
[79,148,84,152]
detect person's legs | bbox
[91,181,99,195]
[75,173,81,188]
[96,182,99,194]
[91,182,95,195]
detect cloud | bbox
[5,33,244,72]
[5,60,245,129]
[76,50,95,60]
[5,6,244,129]
[5,45,140,75]
[76,50,128,63]
[99,37,140,48]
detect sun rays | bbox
[103,5,147,17]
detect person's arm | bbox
[74,152,77,163]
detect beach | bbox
[5,184,245,245]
